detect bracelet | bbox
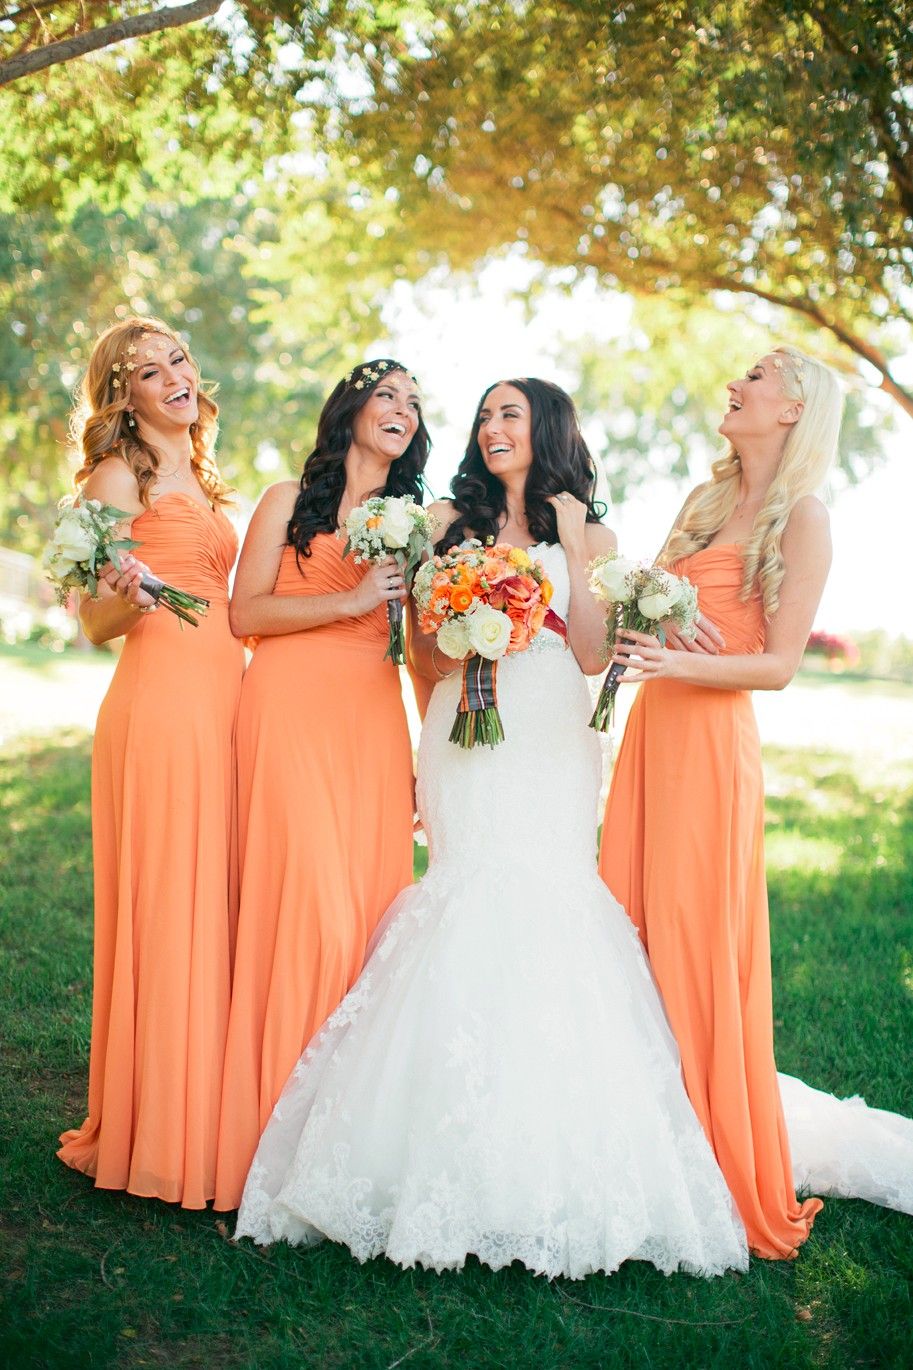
[427,646,452,679]
[136,602,157,614]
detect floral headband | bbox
[770,352,806,395]
[110,333,182,390]
[344,358,418,393]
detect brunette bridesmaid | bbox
[214,359,429,1211]
[58,316,244,1207]
[599,344,843,1258]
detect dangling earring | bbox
[126,411,136,430]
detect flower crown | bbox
[344,358,418,393]
[770,351,806,394]
[110,333,181,390]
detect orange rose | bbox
[450,585,474,613]
[366,516,382,529]
[529,602,547,635]
[540,578,553,606]
[508,617,533,652]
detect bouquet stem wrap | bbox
[138,574,210,627]
[450,654,505,749]
[385,598,406,664]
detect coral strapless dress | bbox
[214,534,415,1210]
[599,544,823,1257]
[58,493,244,1208]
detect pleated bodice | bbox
[272,534,388,650]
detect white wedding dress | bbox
[236,544,913,1272]
[236,543,749,1277]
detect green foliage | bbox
[0,169,410,555]
[1,707,912,1367]
[312,0,913,413]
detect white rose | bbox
[380,498,414,549]
[47,549,76,578]
[465,603,512,660]
[53,511,96,563]
[592,557,637,603]
[436,617,471,660]
[637,589,679,620]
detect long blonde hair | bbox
[71,315,231,507]
[660,344,843,617]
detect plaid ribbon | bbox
[458,653,499,715]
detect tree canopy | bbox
[311,0,913,417]
[1,0,909,556]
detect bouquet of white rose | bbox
[587,552,699,732]
[341,495,437,663]
[413,541,565,748]
[43,496,210,626]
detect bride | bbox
[235,377,749,1278]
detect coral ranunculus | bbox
[449,585,474,613]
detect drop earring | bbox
[126,411,136,430]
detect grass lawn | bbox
[1,716,912,1369]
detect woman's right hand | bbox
[99,554,158,611]
[347,556,407,616]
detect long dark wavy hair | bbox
[438,377,606,551]
[287,359,430,560]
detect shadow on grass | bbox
[1,730,911,1369]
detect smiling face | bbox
[719,354,803,442]
[350,369,421,463]
[126,333,199,432]
[476,383,533,481]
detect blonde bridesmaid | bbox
[58,316,243,1207]
[214,360,429,1211]
[600,345,843,1258]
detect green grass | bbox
[1,728,912,1369]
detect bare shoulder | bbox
[80,455,142,512]
[786,493,830,531]
[782,495,832,569]
[258,479,299,513]
[584,520,618,557]
[428,497,455,522]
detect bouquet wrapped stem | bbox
[413,541,566,749]
[385,597,406,664]
[137,573,210,627]
[43,497,209,627]
[341,496,437,664]
[449,654,506,749]
[587,553,700,734]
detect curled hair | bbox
[287,359,430,560]
[71,315,230,507]
[438,377,606,551]
[660,345,843,618]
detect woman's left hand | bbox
[612,628,679,682]
[547,492,588,554]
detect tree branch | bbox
[0,0,221,86]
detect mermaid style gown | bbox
[235,543,748,1278]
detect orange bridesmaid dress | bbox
[214,533,415,1210]
[599,543,822,1259]
[58,493,244,1208]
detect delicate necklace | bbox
[734,492,765,513]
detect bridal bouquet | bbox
[342,495,436,663]
[413,540,566,748]
[43,496,210,626]
[587,553,699,732]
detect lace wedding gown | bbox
[236,543,749,1278]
